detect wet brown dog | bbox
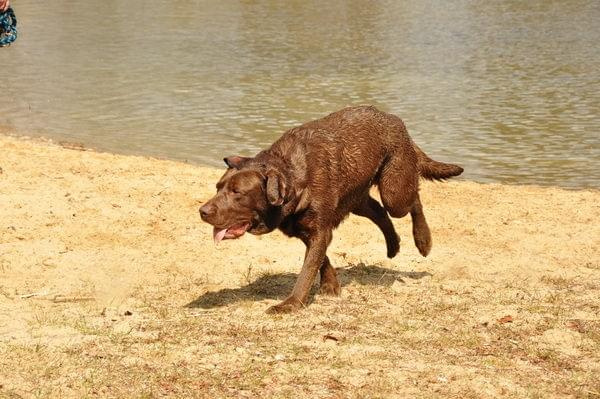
[200,106,463,313]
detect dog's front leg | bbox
[266,229,332,314]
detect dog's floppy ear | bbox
[265,168,288,206]
[223,156,251,169]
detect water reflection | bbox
[1,0,599,188]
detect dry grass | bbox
[1,135,599,398]
[2,269,599,398]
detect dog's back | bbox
[262,106,461,217]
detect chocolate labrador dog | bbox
[200,106,463,313]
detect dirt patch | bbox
[1,134,599,398]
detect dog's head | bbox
[199,155,290,244]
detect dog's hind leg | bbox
[378,153,419,219]
[378,152,432,256]
[352,196,400,258]
[410,195,432,257]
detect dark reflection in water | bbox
[2,0,599,188]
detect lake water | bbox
[1,0,599,188]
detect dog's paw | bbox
[413,220,432,257]
[386,235,400,258]
[414,233,432,257]
[266,297,303,314]
[319,281,341,296]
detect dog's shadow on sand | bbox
[185,263,431,309]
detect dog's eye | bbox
[232,188,242,195]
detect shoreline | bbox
[2,129,598,192]
[1,133,599,397]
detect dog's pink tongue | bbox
[213,227,227,245]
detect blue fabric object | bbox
[0,7,17,47]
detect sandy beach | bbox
[0,133,599,398]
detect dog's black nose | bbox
[199,203,215,220]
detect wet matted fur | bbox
[200,106,463,313]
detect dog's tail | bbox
[413,142,464,181]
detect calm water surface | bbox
[1,1,599,188]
